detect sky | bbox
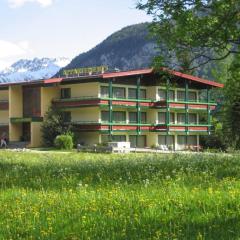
[0,0,151,69]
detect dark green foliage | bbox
[222,54,240,149]
[41,107,72,147]
[137,0,240,70]
[54,134,73,150]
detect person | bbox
[0,132,7,148]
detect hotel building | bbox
[0,68,223,150]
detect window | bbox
[102,135,126,143]
[189,91,197,102]
[158,112,174,124]
[169,113,175,124]
[61,88,71,99]
[112,135,126,142]
[158,135,174,146]
[189,113,197,124]
[178,135,186,146]
[177,91,185,101]
[129,112,146,123]
[113,87,125,98]
[100,86,109,98]
[128,88,137,99]
[141,112,147,123]
[158,89,166,100]
[61,112,71,122]
[113,111,126,123]
[177,113,186,124]
[140,89,147,99]
[187,135,197,145]
[101,111,109,122]
[129,112,137,123]
[158,112,166,124]
[128,88,147,99]
[101,135,110,143]
[169,90,175,101]
[129,135,146,148]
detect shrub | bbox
[42,107,72,147]
[54,134,73,150]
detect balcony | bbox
[52,96,154,109]
[154,99,217,111]
[153,123,211,133]
[71,120,152,132]
[70,120,211,134]
[0,100,9,111]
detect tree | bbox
[222,53,240,149]
[137,0,240,70]
[41,107,72,147]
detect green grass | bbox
[0,151,240,239]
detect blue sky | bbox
[0,0,151,69]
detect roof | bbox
[102,68,224,88]
[0,68,224,88]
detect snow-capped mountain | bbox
[0,57,70,83]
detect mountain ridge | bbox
[0,57,70,83]
[57,23,158,76]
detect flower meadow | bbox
[0,151,240,239]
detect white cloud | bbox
[0,40,33,70]
[8,0,54,8]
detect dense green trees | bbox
[137,0,240,71]
[137,0,240,150]
[222,54,240,149]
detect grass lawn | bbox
[0,151,240,239]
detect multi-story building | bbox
[0,68,223,150]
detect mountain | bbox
[58,23,158,76]
[0,57,70,83]
[58,22,222,81]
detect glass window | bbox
[169,112,175,124]
[158,135,174,146]
[101,111,109,122]
[187,135,197,145]
[158,89,166,101]
[177,91,185,101]
[101,134,110,143]
[158,112,166,124]
[189,113,197,124]
[129,135,146,148]
[129,112,147,123]
[61,111,71,122]
[177,113,186,124]
[169,90,175,101]
[112,135,126,142]
[61,88,71,99]
[128,88,137,99]
[141,112,147,123]
[113,111,126,123]
[140,89,147,99]
[100,86,109,98]
[178,135,186,146]
[129,112,137,123]
[189,91,197,102]
[128,88,146,99]
[113,87,125,99]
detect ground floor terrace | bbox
[76,132,201,151]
